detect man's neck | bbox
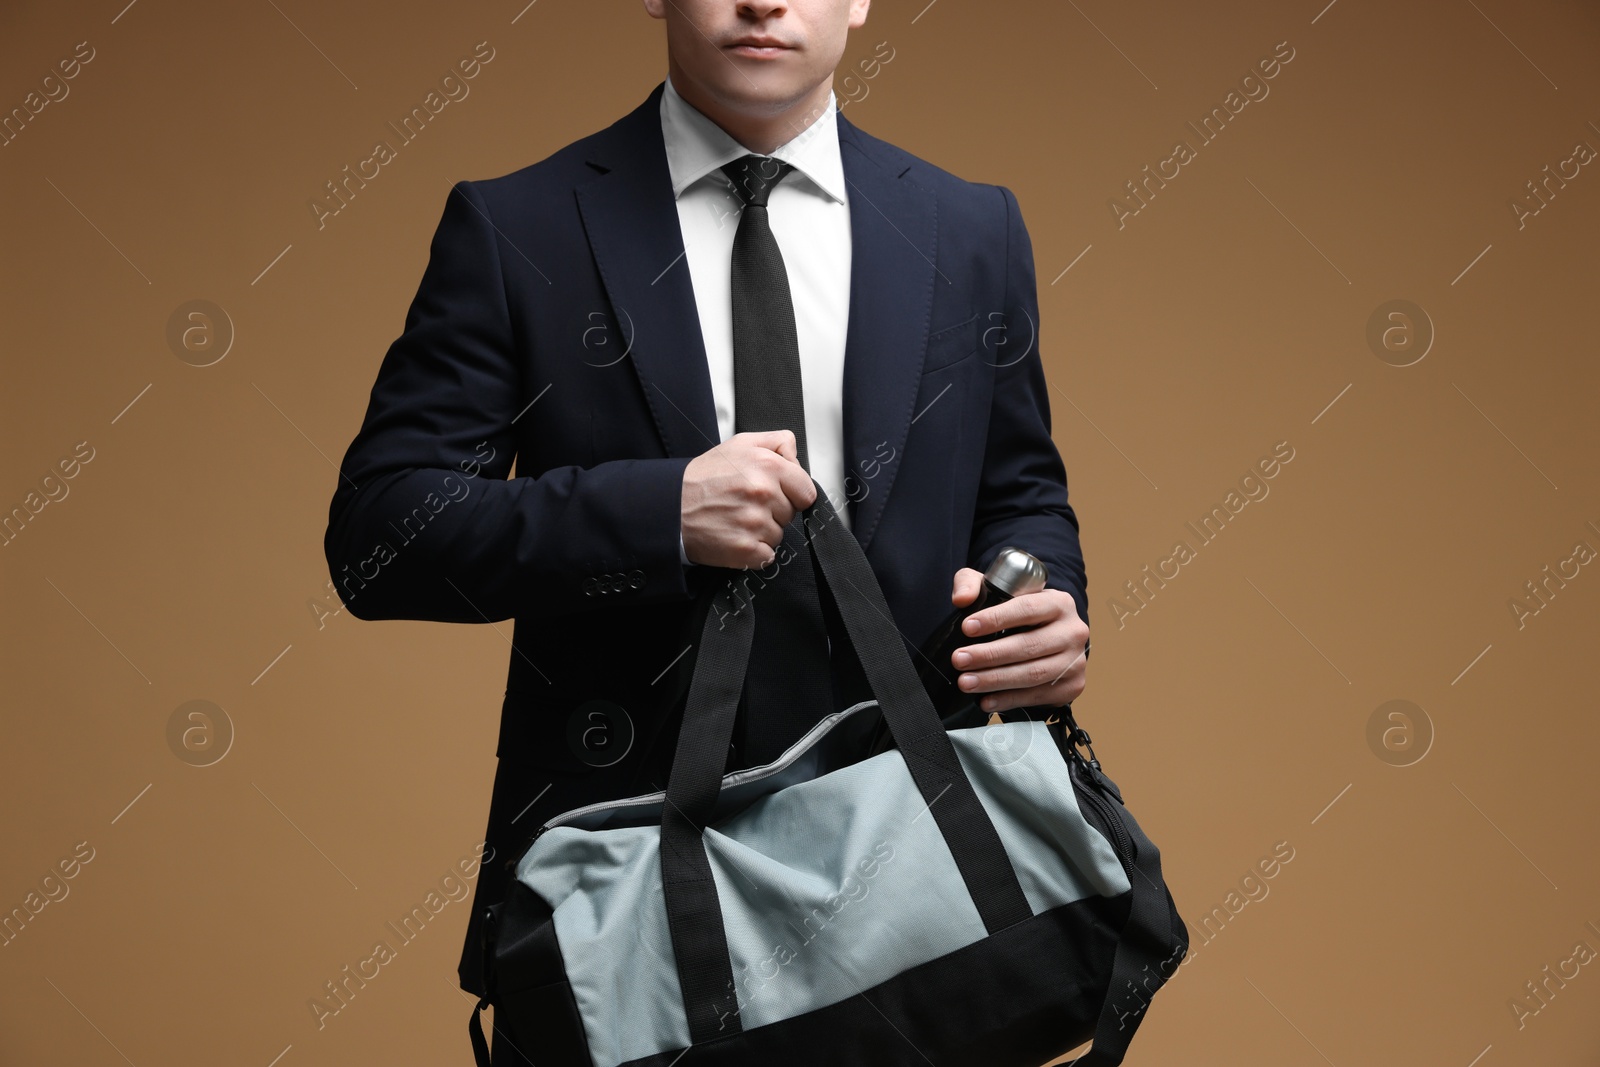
[666,65,834,155]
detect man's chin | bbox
[708,73,823,116]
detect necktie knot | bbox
[721,154,793,208]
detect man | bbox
[322,0,1091,1041]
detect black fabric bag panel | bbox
[612,892,1129,1067]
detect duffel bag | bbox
[468,476,1189,1066]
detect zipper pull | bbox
[1088,763,1123,805]
[1061,707,1102,771]
[1062,708,1125,804]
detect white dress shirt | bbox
[660,73,853,563]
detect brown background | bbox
[3,0,1599,1064]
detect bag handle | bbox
[658,478,1033,1043]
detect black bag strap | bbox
[798,485,1036,928]
[1060,716,1190,1066]
[468,994,491,1066]
[658,568,759,1040]
[659,479,1033,1044]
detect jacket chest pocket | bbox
[922,311,981,373]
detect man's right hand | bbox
[681,430,817,569]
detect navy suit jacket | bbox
[322,80,1087,996]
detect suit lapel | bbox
[834,109,937,553]
[576,84,937,555]
[576,82,722,460]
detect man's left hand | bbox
[949,567,1090,713]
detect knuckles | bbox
[735,477,778,505]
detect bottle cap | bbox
[985,547,1048,597]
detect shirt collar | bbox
[659,74,846,205]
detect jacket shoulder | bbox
[839,117,1008,213]
[842,119,1030,322]
[455,127,607,206]
[450,88,655,211]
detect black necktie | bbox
[719,153,835,768]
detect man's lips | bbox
[726,37,794,54]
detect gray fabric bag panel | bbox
[516,712,1130,1067]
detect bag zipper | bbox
[1072,764,1135,879]
[509,698,884,869]
[1056,711,1136,877]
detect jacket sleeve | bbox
[323,180,697,623]
[966,184,1090,632]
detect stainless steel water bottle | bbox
[866,547,1049,755]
